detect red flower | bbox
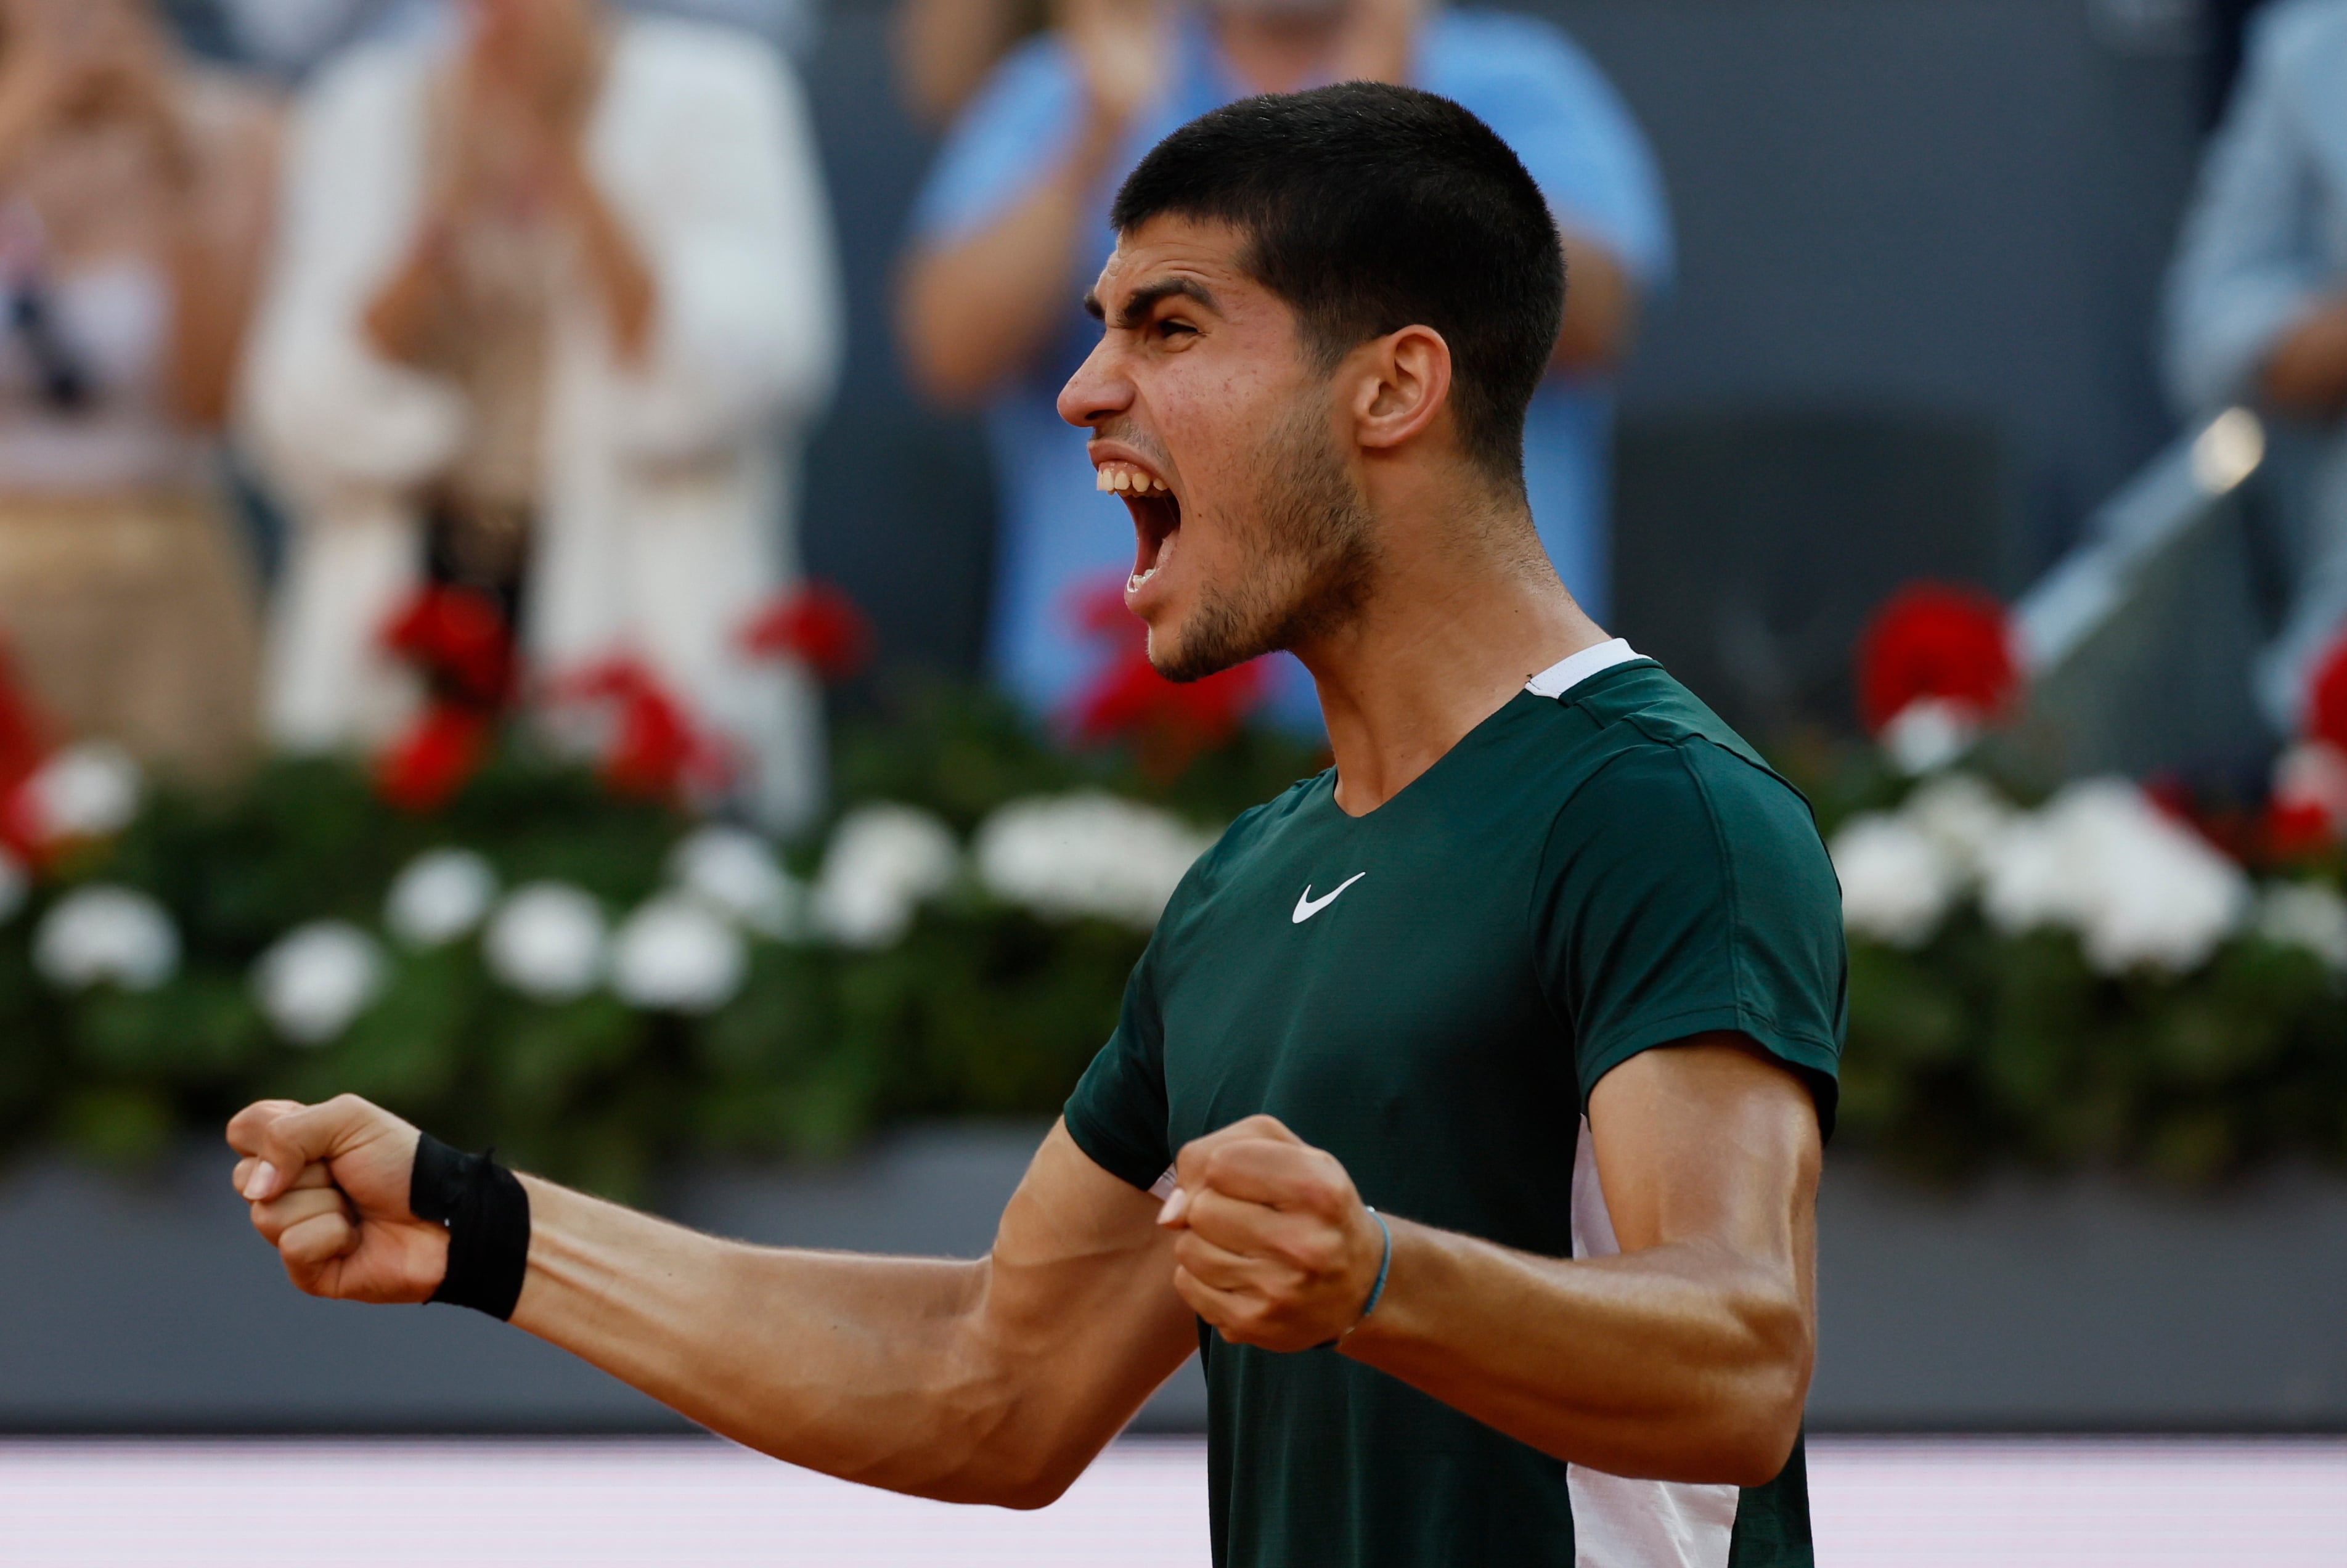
[382,586,515,708]
[1063,579,1265,777]
[378,703,494,813]
[2265,798,2337,862]
[741,582,874,682]
[550,657,729,802]
[0,643,52,859]
[1855,582,2020,735]
[2307,633,2347,753]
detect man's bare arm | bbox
[231,1102,1197,1508]
[897,0,1161,406]
[1553,228,1640,375]
[1162,1037,1818,1486]
[2264,293,2347,421]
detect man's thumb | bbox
[239,1096,369,1203]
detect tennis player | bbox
[229,83,1843,1568]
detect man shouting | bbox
[231,84,1843,1568]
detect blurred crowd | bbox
[0,0,1673,828]
[2,0,2345,835]
[2167,0,2347,739]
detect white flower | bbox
[0,844,27,925]
[610,896,748,1013]
[22,742,141,841]
[975,793,1217,931]
[34,884,178,991]
[1981,778,2248,975]
[253,921,387,1046]
[1880,698,1981,777]
[2256,883,2347,973]
[1830,812,1959,948]
[812,804,961,949]
[385,849,500,948]
[1901,771,2019,884]
[483,882,608,1002]
[667,825,803,939]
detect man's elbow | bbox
[894,267,999,411]
[1709,1297,1813,1487]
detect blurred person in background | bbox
[0,0,278,781]
[897,0,1670,728]
[2167,0,2347,736]
[894,0,1043,125]
[243,0,841,828]
[214,0,817,82]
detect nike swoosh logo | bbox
[1292,872,1368,925]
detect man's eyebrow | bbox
[1082,277,1222,329]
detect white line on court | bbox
[2,1435,2340,1566]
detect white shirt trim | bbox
[1525,639,1644,700]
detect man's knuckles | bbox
[277,1209,358,1268]
[249,1185,348,1244]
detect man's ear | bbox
[1348,325,1454,454]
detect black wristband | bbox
[409,1133,531,1321]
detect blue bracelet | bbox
[1339,1207,1394,1344]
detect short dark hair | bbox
[1111,81,1564,484]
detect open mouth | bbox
[1096,460,1183,592]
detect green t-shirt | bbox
[1064,658,1845,1568]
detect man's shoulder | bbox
[951,31,1085,136]
[1421,9,1618,107]
[1532,666,1822,849]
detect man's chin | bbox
[1145,621,1262,686]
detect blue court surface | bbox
[2,1435,2340,1565]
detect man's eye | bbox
[1154,320,1199,341]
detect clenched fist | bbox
[1157,1116,1389,1353]
[226,1095,447,1304]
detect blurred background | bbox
[4,1,2347,1562]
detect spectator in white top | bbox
[244,0,842,827]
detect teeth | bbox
[1096,463,1169,496]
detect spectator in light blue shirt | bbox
[901,0,1670,727]
[2166,0,2347,732]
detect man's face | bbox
[1058,216,1376,682]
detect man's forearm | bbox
[512,1176,1033,1501]
[1340,1220,1810,1487]
[1551,230,1637,374]
[2264,295,2347,419]
[898,111,1125,406]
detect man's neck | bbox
[1294,508,1610,818]
[1212,10,1347,96]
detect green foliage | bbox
[10,683,2343,1196]
[1840,917,2347,1186]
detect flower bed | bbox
[4,579,2345,1198]
[0,689,1319,1201]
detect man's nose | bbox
[1058,338,1133,431]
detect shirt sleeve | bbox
[1533,738,1846,1133]
[908,35,1088,248]
[1437,15,1675,290]
[1063,941,1175,1193]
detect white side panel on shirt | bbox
[1567,1117,1739,1568]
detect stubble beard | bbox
[1149,395,1379,684]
